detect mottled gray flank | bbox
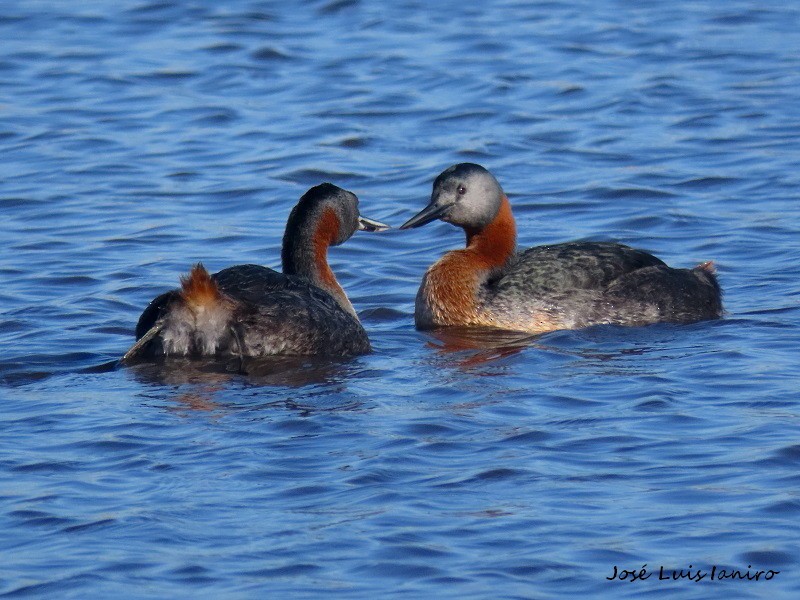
[490,241,722,329]
[217,265,370,356]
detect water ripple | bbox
[1,0,800,598]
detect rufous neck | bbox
[282,207,357,318]
[464,194,516,269]
[415,195,516,328]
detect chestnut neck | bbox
[282,207,356,318]
[416,195,517,328]
[463,194,517,270]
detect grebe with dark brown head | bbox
[123,183,388,360]
[400,163,722,333]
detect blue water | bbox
[2,1,800,598]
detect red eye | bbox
[457,185,467,195]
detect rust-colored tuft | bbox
[695,260,716,274]
[179,263,222,311]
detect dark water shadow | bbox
[120,355,365,413]
[422,326,537,367]
[121,354,354,387]
[420,320,725,373]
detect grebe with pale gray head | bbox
[123,183,388,361]
[400,163,722,333]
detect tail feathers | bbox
[122,264,235,361]
[693,259,721,293]
[693,260,723,309]
[695,260,716,274]
[180,263,223,312]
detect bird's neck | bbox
[464,194,517,267]
[417,195,517,328]
[282,207,357,318]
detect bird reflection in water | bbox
[122,355,358,413]
[423,324,662,374]
[422,326,538,368]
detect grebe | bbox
[400,163,722,333]
[123,183,388,360]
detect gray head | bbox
[282,183,388,274]
[400,163,505,231]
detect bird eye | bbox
[457,185,467,195]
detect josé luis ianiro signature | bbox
[607,564,779,583]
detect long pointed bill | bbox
[357,215,390,232]
[399,202,452,230]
